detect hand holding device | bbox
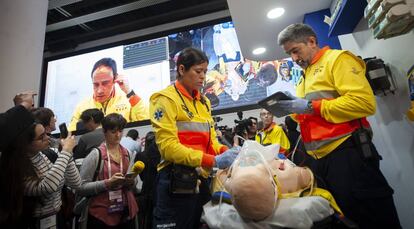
[107,172,126,190]
[124,161,145,189]
[276,96,312,115]
[258,91,311,117]
[61,133,76,153]
[59,123,69,139]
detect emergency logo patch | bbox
[153,107,165,121]
[313,65,324,75]
[351,67,361,75]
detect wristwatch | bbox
[126,90,136,98]
[306,100,313,113]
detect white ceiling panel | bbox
[227,0,332,60]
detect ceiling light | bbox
[267,7,285,19]
[252,47,266,55]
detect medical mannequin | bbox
[214,158,313,221]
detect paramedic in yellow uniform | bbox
[68,58,148,131]
[276,23,400,228]
[256,108,290,154]
[150,47,240,229]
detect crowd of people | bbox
[0,23,401,229]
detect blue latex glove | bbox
[276,91,312,115]
[215,146,241,169]
[277,153,287,159]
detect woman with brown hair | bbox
[76,113,138,229]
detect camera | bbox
[213,116,223,123]
[233,119,252,146]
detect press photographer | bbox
[213,116,232,148]
[232,111,253,146]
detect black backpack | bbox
[72,147,102,229]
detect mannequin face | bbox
[269,159,312,193]
[217,157,313,220]
[219,159,312,195]
[224,164,277,221]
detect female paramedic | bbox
[150,47,240,229]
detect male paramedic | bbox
[256,108,290,155]
[276,23,400,228]
[69,58,148,131]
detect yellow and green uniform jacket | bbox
[69,85,148,131]
[294,46,376,158]
[150,81,228,172]
[256,122,290,154]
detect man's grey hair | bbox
[277,23,318,46]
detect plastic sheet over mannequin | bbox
[203,140,340,229]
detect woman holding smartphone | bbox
[76,113,137,229]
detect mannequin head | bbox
[269,159,312,194]
[224,164,277,221]
[218,158,313,220]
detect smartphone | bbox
[59,123,68,139]
[125,173,135,179]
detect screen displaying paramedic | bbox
[68,58,148,131]
[277,23,400,228]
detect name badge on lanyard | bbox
[108,190,124,213]
[106,144,124,213]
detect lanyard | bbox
[173,83,209,116]
[105,144,123,178]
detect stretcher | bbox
[202,196,334,229]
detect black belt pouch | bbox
[169,164,198,194]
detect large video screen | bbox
[43,21,302,131]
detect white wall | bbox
[0,0,48,111]
[339,19,414,228]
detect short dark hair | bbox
[176,47,209,78]
[31,107,54,127]
[126,129,139,140]
[248,117,258,124]
[80,108,104,124]
[277,23,318,46]
[102,113,126,132]
[91,57,118,78]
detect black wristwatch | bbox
[306,100,313,113]
[126,90,136,98]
